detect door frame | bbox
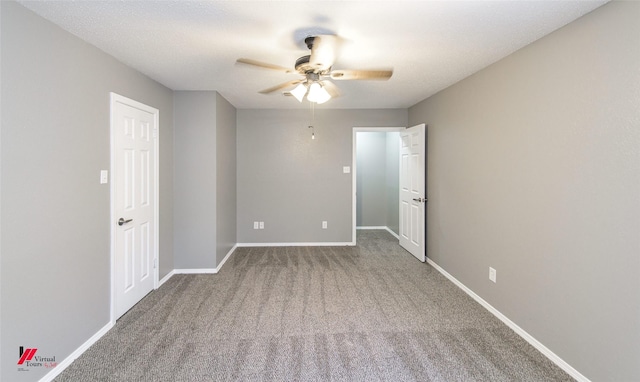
[109,92,160,323]
[351,127,404,245]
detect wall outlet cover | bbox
[100,170,109,184]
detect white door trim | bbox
[109,92,159,324]
[352,127,404,245]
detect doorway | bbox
[352,125,427,262]
[352,127,403,244]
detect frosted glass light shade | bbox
[290,83,307,102]
[306,82,331,104]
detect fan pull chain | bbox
[309,101,316,140]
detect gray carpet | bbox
[55,230,572,381]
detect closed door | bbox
[399,124,426,262]
[111,93,159,319]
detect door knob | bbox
[412,198,427,203]
[118,218,133,226]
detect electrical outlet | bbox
[489,267,497,283]
[322,221,327,229]
[253,221,259,229]
[259,221,264,229]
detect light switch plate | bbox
[100,170,108,184]
[489,267,497,283]
[343,166,351,173]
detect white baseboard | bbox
[426,258,590,382]
[384,227,399,239]
[216,244,236,271]
[158,270,175,287]
[356,226,400,240]
[161,244,238,279]
[237,242,354,247]
[39,321,113,382]
[174,268,217,274]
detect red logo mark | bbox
[18,348,37,365]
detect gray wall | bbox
[174,91,217,269]
[2,0,634,380]
[355,131,400,234]
[356,132,388,226]
[0,2,174,381]
[237,109,407,243]
[215,93,237,264]
[174,91,237,269]
[408,1,640,380]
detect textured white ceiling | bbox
[18,0,607,109]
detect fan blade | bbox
[259,79,303,94]
[321,80,341,98]
[309,35,339,71]
[330,69,393,80]
[236,58,293,73]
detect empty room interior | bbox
[1,1,639,381]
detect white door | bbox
[399,124,426,262]
[111,93,159,319]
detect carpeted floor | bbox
[55,230,573,381]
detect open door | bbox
[399,124,426,262]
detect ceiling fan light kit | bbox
[290,83,307,102]
[290,81,331,104]
[307,82,331,104]
[236,34,393,105]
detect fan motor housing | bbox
[295,55,313,73]
[295,55,329,76]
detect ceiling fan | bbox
[236,35,393,104]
